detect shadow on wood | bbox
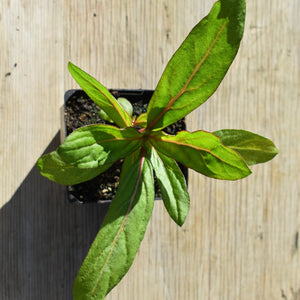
[0,132,110,300]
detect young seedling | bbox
[99,97,133,123]
[36,0,278,299]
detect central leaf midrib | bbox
[150,135,247,171]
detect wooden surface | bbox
[0,0,299,299]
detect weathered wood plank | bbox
[0,0,299,299]
[0,0,64,203]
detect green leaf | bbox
[149,130,251,180]
[119,149,142,182]
[36,151,111,185]
[118,97,133,117]
[57,124,142,168]
[147,145,189,226]
[73,154,154,300]
[68,62,132,128]
[134,113,147,128]
[147,0,246,130]
[213,129,278,165]
[98,110,114,123]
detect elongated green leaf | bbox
[150,130,251,180]
[68,62,132,128]
[73,155,154,300]
[148,145,189,226]
[57,124,142,168]
[214,129,278,165]
[36,151,112,185]
[147,0,246,130]
[119,149,142,182]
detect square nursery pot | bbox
[61,89,188,204]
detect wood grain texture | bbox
[0,0,299,299]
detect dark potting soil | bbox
[64,89,187,203]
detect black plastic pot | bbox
[62,89,188,204]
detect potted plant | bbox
[62,88,187,203]
[36,0,278,299]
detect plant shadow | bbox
[0,132,110,300]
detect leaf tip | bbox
[176,218,186,227]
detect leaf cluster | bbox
[36,1,278,299]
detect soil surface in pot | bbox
[64,90,187,203]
